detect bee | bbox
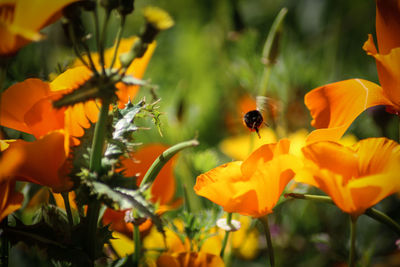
[243,96,270,138]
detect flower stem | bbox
[67,22,91,70]
[89,98,111,171]
[1,217,8,267]
[0,60,9,126]
[284,193,333,204]
[220,213,232,258]
[365,208,400,236]
[99,10,111,75]
[349,216,358,267]
[140,139,199,187]
[258,7,287,97]
[286,193,400,235]
[61,192,74,228]
[86,98,111,261]
[260,215,275,267]
[133,223,141,264]
[110,15,126,71]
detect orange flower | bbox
[297,138,400,217]
[0,0,79,55]
[194,139,302,217]
[0,140,23,220]
[305,0,400,143]
[0,180,23,221]
[156,252,225,267]
[0,78,98,142]
[0,139,23,180]
[103,144,178,236]
[1,131,73,192]
[51,37,156,109]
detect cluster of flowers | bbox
[0,0,399,266]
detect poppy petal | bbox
[365,43,400,110]
[0,140,24,182]
[0,180,23,221]
[305,79,392,143]
[301,141,359,181]
[121,144,176,205]
[11,131,73,192]
[353,137,400,176]
[13,0,79,33]
[194,161,243,210]
[1,78,55,135]
[241,139,290,178]
[375,0,400,54]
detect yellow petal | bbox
[219,128,277,160]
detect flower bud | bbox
[118,0,135,15]
[141,6,174,43]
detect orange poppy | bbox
[0,0,80,55]
[297,137,400,217]
[305,0,400,143]
[103,144,178,236]
[0,180,23,221]
[194,139,302,217]
[1,131,73,192]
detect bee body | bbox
[243,109,263,138]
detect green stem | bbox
[68,23,91,70]
[81,42,99,76]
[86,98,111,261]
[89,98,111,171]
[133,223,141,264]
[286,193,400,235]
[61,192,74,228]
[284,193,333,204]
[110,15,126,71]
[398,116,400,143]
[93,6,101,61]
[99,10,111,75]
[365,208,400,236]
[260,215,275,267]
[140,139,199,187]
[1,217,8,267]
[349,216,357,267]
[258,7,288,97]
[220,213,232,258]
[0,61,8,126]
[258,66,271,98]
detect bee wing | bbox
[255,95,269,112]
[256,96,281,126]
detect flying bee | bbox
[243,96,271,138]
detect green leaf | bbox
[105,100,145,158]
[79,178,164,235]
[6,211,93,264]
